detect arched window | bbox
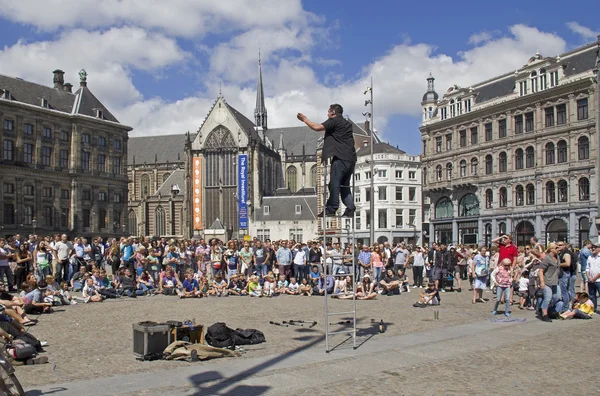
[530,71,538,92]
[557,140,567,163]
[287,166,297,192]
[498,222,507,235]
[525,146,535,168]
[499,152,507,172]
[436,165,443,181]
[578,136,589,160]
[516,221,535,247]
[471,157,478,176]
[162,172,171,184]
[310,165,318,188]
[435,197,453,219]
[155,206,165,236]
[140,174,150,199]
[546,181,555,203]
[539,68,547,90]
[499,187,507,207]
[459,160,467,177]
[557,179,568,202]
[579,177,590,201]
[485,189,493,209]
[546,218,568,244]
[515,185,524,206]
[526,183,535,205]
[485,155,493,175]
[515,148,524,170]
[446,162,452,180]
[128,210,137,235]
[545,142,555,165]
[458,193,479,217]
[450,99,455,117]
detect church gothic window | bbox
[287,166,298,192]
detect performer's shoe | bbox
[341,209,355,218]
[318,210,337,218]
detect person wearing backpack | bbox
[471,248,489,304]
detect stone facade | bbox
[0,70,131,238]
[420,42,599,247]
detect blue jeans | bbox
[255,263,267,277]
[493,286,511,314]
[568,273,577,303]
[137,283,151,296]
[293,264,306,282]
[588,282,600,312]
[538,285,563,313]
[332,264,344,275]
[559,271,570,311]
[326,157,355,212]
[372,266,383,288]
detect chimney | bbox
[364,120,370,133]
[53,69,64,89]
[63,83,73,93]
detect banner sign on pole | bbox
[238,154,248,229]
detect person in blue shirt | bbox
[580,240,592,294]
[180,272,201,298]
[121,238,135,273]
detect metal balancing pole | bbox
[369,77,375,245]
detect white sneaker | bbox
[378,290,384,294]
[70,300,78,305]
[40,341,49,347]
[419,286,423,288]
[84,297,90,303]
[412,285,417,288]
[441,289,446,293]
[406,287,410,293]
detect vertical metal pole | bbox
[352,171,357,349]
[323,160,329,352]
[369,77,375,245]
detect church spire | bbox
[254,49,267,129]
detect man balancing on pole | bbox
[297,104,357,218]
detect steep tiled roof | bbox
[225,103,259,140]
[153,168,186,197]
[0,73,120,123]
[128,134,187,164]
[255,195,318,222]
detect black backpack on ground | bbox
[205,322,266,349]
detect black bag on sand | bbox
[16,332,43,352]
[205,322,236,348]
[234,328,266,345]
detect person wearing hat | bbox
[585,242,600,311]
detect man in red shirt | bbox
[493,234,518,268]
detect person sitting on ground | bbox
[118,268,139,298]
[248,275,262,297]
[560,292,594,319]
[396,267,411,293]
[82,278,103,303]
[299,278,312,296]
[309,265,321,282]
[287,277,300,295]
[199,276,210,297]
[70,265,87,291]
[275,274,288,295]
[180,272,201,298]
[0,281,35,325]
[227,274,241,296]
[380,268,401,296]
[59,281,87,304]
[159,266,182,295]
[236,274,247,296]
[263,273,276,297]
[414,282,440,307]
[23,280,53,314]
[137,270,155,296]
[212,274,228,297]
[341,274,376,300]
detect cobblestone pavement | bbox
[18,286,599,395]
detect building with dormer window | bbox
[420,38,599,247]
[0,69,131,238]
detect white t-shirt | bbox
[288,282,299,292]
[518,277,529,292]
[293,250,306,265]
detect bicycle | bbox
[0,341,26,396]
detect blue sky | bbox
[0,0,598,155]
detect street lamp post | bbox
[32,218,37,236]
[364,77,374,245]
[595,35,600,241]
[171,184,180,236]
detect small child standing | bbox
[518,271,530,310]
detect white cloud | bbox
[566,21,599,41]
[0,27,189,108]
[0,0,309,38]
[468,31,492,45]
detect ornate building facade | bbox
[420,40,599,247]
[0,69,131,238]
